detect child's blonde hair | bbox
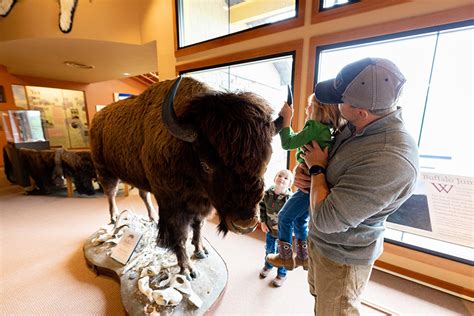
[274,169,294,186]
[308,94,345,133]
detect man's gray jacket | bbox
[309,108,419,265]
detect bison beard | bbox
[90,77,279,277]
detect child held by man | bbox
[266,94,345,271]
[259,169,293,287]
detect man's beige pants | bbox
[307,240,373,315]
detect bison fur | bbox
[89,77,279,276]
[18,148,96,195]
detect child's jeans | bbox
[278,189,310,244]
[264,233,287,277]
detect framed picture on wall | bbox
[113,92,134,102]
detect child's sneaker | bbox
[259,266,271,279]
[272,274,287,287]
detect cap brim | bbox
[314,79,343,104]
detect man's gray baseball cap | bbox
[314,57,406,110]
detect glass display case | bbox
[1,110,46,143]
[2,110,50,186]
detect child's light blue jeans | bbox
[277,189,310,244]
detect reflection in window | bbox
[182,55,294,188]
[315,23,473,263]
[177,0,296,48]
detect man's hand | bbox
[293,163,311,193]
[301,140,329,168]
[261,222,269,233]
[278,102,293,128]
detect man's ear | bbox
[358,109,370,120]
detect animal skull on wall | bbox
[0,0,17,17]
[0,0,78,33]
[59,0,78,33]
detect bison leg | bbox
[191,216,208,259]
[97,174,119,223]
[157,207,197,279]
[138,190,158,223]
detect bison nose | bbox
[231,216,259,234]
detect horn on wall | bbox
[162,77,198,142]
[59,0,78,33]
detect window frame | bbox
[307,7,474,298]
[176,40,304,173]
[174,0,306,57]
[312,0,410,24]
[319,0,360,12]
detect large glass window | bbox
[181,54,294,188]
[320,0,358,10]
[177,0,297,48]
[315,22,473,264]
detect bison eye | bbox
[200,161,213,173]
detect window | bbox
[313,0,406,25]
[314,21,473,264]
[320,0,358,10]
[177,0,297,48]
[181,54,295,188]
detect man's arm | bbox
[309,174,329,210]
[303,141,418,234]
[293,163,311,193]
[301,140,330,209]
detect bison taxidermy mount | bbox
[90,77,282,277]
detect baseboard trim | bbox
[374,261,474,302]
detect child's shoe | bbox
[266,240,295,270]
[272,274,287,287]
[259,266,271,279]
[295,239,309,270]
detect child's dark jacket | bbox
[259,186,292,238]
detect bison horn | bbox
[272,85,292,135]
[162,77,198,142]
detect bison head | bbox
[163,77,281,235]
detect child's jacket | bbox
[279,120,332,163]
[259,186,292,238]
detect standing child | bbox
[259,169,293,287]
[266,94,345,271]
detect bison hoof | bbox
[190,270,199,279]
[192,250,207,260]
[204,247,209,255]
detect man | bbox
[298,57,419,315]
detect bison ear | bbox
[162,77,198,142]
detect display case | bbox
[2,110,50,186]
[1,110,46,143]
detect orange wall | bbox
[0,65,148,166]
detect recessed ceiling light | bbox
[123,72,130,76]
[63,61,95,69]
